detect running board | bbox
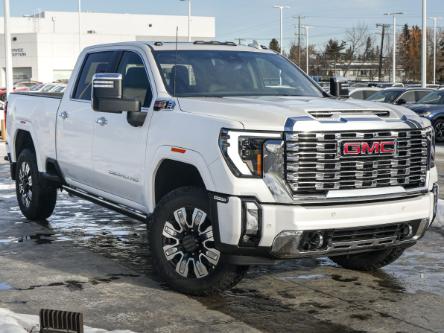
[62,186,148,222]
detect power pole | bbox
[430,17,441,85]
[297,16,305,65]
[376,24,389,82]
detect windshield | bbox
[153,50,324,98]
[366,90,403,103]
[417,91,444,105]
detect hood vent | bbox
[308,110,391,119]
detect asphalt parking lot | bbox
[0,141,443,333]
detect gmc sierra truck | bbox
[5,41,438,295]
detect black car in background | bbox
[366,87,433,105]
[406,90,444,142]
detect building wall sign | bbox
[12,48,26,57]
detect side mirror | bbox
[92,73,141,113]
[330,77,349,98]
[396,98,407,105]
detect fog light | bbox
[244,201,260,235]
[399,224,413,240]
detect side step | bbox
[62,186,148,222]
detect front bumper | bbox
[213,189,437,260]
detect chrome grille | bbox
[285,129,430,194]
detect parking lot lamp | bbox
[421,0,427,87]
[180,0,192,42]
[303,25,311,74]
[385,12,403,84]
[3,0,13,94]
[273,5,290,55]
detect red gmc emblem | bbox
[341,141,396,156]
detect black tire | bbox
[329,247,405,271]
[15,149,57,221]
[149,186,247,296]
[433,119,444,143]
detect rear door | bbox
[56,50,119,187]
[91,50,154,207]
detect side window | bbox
[73,51,117,101]
[416,91,429,101]
[400,91,416,103]
[117,51,153,108]
[351,91,363,99]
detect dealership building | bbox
[0,11,216,86]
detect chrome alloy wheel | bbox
[18,161,33,208]
[162,207,221,279]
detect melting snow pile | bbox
[0,308,135,333]
[436,199,444,229]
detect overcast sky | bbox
[2,0,444,51]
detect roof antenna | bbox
[173,26,179,98]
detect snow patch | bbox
[436,199,444,228]
[0,184,15,191]
[0,308,136,333]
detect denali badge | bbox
[341,141,396,156]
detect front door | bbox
[56,50,119,188]
[91,51,154,207]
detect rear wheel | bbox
[15,149,57,221]
[329,246,405,271]
[434,119,444,143]
[149,187,247,295]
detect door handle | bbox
[59,111,68,120]
[96,117,108,126]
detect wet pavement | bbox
[0,141,444,333]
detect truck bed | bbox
[12,91,64,99]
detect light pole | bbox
[3,0,13,94]
[181,0,192,42]
[430,17,441,85]
[303,25,311,74]
[273,5,290,54]
[421,0,427,87]
[385,12,403,84]
[78,0,82,52]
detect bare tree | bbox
[343,23,370,76]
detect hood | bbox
[177,96,418,131]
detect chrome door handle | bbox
[96,117,108,126]
[59,111,68,120]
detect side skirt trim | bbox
[62,185,149,222]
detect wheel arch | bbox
[148,146,216,212]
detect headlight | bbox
[421,111,432,118]
[219,129,282,177]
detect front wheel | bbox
[329,246,405,271]
[433,119,444,143]
[15,149,57,221]
[149,187,247,296]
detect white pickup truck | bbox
[5,41,438,295]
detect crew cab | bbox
[5,41,438,295]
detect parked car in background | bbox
[0,81,42,101]
[406,90,444,142]
[366,87,433,105]
[349,87,381,100]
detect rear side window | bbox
[415,90,430,101]
[73,51,117,100]
[400,91,416,103]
